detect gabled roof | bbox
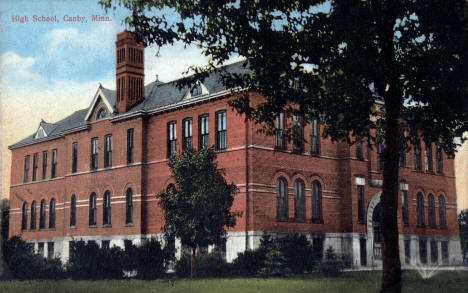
[9,60,250,149]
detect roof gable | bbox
[84,85,115,121]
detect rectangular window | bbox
[216,110,227,150]
[292,115,303,152]
[104,134,112,168]
[399,135,406,167]
[38,242,44,256]
[167,121,177,157]
[430,241,438,264]
[357,185,365,223]
[402,189,409,226]
[47,242,54,259]
[102,240,110,250]
[360,238,367,266]
[404,239,411,264]
[414,140,422,171]
[90,138,98,170]
[419,239,427,264]
[310,119,320,155]
[127,128,134,164]
[32,153,38,181]
[436,144,443,173]
[51,149,57,178]
[425,142,433,172]
[182,118,193,150]
[441,241,449,264]
[378,139,385,171]
[71,142,77,173]
[42,151,48,180]
[275,113,286,150]
[356,140,364,160]
[199,114,209,150]
[312,237,324,261]
[23,155,30,183]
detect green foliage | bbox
[317,246,344,277]
[259,245,290,278]
[175,252,233,278]
[124,238,167,279]
[459,210,468,263]
[1,199,9,241]
[232,250,265,277]
[2,236,65,280]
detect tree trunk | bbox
[191,247,197,278]
[377,1,402,292]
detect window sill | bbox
[89,225,97,228]
[69,226,76,229]
[439,225,447,229]
[48,228,56,231]
[125,223,134,227]
[311,219,324,224]
[417,224,425,228]
[103,224,112,228]
[357,221,365,225]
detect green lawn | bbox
[0,271,467,293]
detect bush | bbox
[131,238,166,279]
[232,250,265,276]
[175,252,233,278]
[317,246,343,277]
[259,244,290,277]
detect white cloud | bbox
[0,51,41,89]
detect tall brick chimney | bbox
[115,30,144,113]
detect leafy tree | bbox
[459,210,468,264]
[0,199,9,279]
[157,148,238,277]
[101,1,468,291]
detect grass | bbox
[0,271,467,293]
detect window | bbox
[294,179,305,221]
[32,153,38,181]
[125,188,133,225]
[428,194,436,228]
[38,242,44,256]
[51,149,57,178]
[276,177,288,220]
[399,134,406,167]
[23,155,30,183]
[312,181,323,222]
[404,239,411,264]
[42,151,48,180]
[71,142,77,173]
[357,184,365,223]
[191,83,202,96]
[89,193,97,226]
[360,238,367,266]
[47,242,54,259]
[97,108,107,120]
[49,198,55,229]
[402,189,409,226]
[417,193,425,227]
[167,121,177,157]
[182,118,193,150]
[104,135,112,168]
[70,195,76,227]
[275,113,286,150]
[292,115,303,152]
[425,142,433,172]
[419,239,427,264]
[377,138,385,171]
[102,240,110,250]
[30,201,36,230]
[312,236,324,261]
[430,241,438,264]
[414,139,422,171]
[199,114,209,150]
[439,195,447,228]
[39,199,46,229]
[127,128,134,164]
[310,119,320,155]
[436,144,443,173]
[90,138,98,170]
[441,241,449,264]
[356,140,364,160]
[103,190,111,226]
[21,202,27,230]
[216,110,227,150]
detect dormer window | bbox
[35,127,47,139]
[191,83,202,96]
[97,108,108,120]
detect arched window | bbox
[428,194,436,228]
[103,190,111,225]
[89,193,97,226]
[276,177,288,220]
[312,181,323,222]
[39,199,46,229]
[417,193,425,227]
[439,195,447,228]
[294,179,305,221]
[21,202,27,231]
[125,188,133,225]
[97,107,107,120]
[70,195,76,227]
[30,201,36,230]
[49,198,55,229]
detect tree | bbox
[459,210,468,264]
[101,1,468,291]
[0,198,9,278]
[157,148,238,278]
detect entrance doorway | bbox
[372,203,382,260]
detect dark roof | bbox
[9,60,250,149]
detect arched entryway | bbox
[372,203,382,260]
[366,192,383,266]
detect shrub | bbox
[134,238,166,279]
[259,244,290,277]
[317,246,343,277]
[277,234,315,274]
[232,250,265,276]
[175,252,233,278]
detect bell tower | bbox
[115,30,145,113]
